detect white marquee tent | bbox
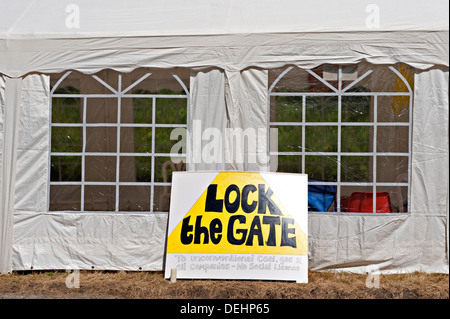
[0,0,448,274]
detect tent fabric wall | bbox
[224,69,268,171]
[411,67,449,267]
[308,215,448,274]
[411,67,449,216]
[15,75,50,213]
[12,213,168,271]
[0,75,5,271]
[0,75,4,172]
[189,69,227,171]
[189,68,268,171]
[9,66,449,273]
[1,31,448,79]
[0,77,22,273]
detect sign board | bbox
[164,171,308,283]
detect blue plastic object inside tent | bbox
[308,181,336,212]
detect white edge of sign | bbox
[259,172,308,236]
[167,171,219,235]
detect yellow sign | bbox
[167,172,307,255]
[165,171,308,282]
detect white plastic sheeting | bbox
[189,69,227,171]
[0,75,5,271]
[309,214,448,273]
[15,75,50,213]
[0,75,4,167]
[411,67,449,216]
[1,31,448,79]
[189,68,268,171]
[12,213,168,271]
[224,69,268,171]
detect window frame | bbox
[48,70,189,213]
[268,64,413,215]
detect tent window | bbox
[268,63,413,214]
[48,69,189,213]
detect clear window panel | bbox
[269,67,331,93]
[376,156,408,183]
[305,96,338,122]
[85,156,116,182]
[153,186,171,212]
[378,186,408,213]
[49,185,81,211]
[155,98,187,124]
[121,69,186,95]
[121,69,154,94]
[353,63,411,93]
[377,96,410,123]
[86,98,118,123]
[271,96,302,122]
[90,69,120,93]
[341,126,372,153]
[322,64,360,90]
[276,155,302,174]
[119,186,151,212]
[341,156,371,183]
[305,126,338,152]
[120,156,152,183]
[84,185,115,211]
[85,127,117,153]
[52,97,82,123]
[50,156,82,182]
[154,156,186,183]
[120,127,152,153]
[50,71,107,95]
[51,127,82,152]
[341,95,372,122]
[121,97,152,124]
[276,126,302,152]
[377,126,409,153]
[305,155,337,181]
[155,127,182,153]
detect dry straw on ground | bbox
[0,271,448,299]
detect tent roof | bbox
[1,0,448,38]
[0,0,448,77]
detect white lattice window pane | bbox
[268,63,413,214]
[49,69,189,213]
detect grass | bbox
[0,271,448,299]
